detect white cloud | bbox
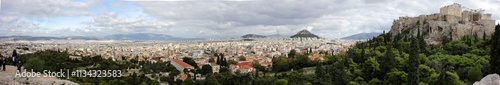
[0,0,100,36]
[84,12,176,35]
[1,0,99,17]
[131,0,459,38]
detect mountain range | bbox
[0,33,204,41]
[1,31,375,41]
[341,32,381,40]
[241,34,267,38]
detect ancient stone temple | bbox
[389,3,496,44]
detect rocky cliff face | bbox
[389,3,495,44]
[0,65,78,85]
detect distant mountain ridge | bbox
[341,32,381,40]
[105,33,204,41]
[0,36,97,41]
[0,33,204,41]
[241,34,267,38]
[105,33,174,40]
[266,34,289,38]
[290,30,319,38]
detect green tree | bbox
[206,74,221,85]
[380,45,396,78]
[238,56,246,61]
[217,54,221,65]
[315,62,325,79]
[183,57,198,68]
[483,31,487,41]
[201,64,213,75]
[252,60,266,77]
[418,64,439,84]
[273,79,288,85]
[408,37,419,85]
[467,66,483,82]
[385,69,407,84]
[332,62,347,85]
[176,79,183,85]
[417,28,427,54]
[288,49,296,58]
[272,56,290,72]
[23,57,45,72]
[221,55,228,67]
[436,71,466,85]
[182,76,194,85]
[170,69,180,77]
[361,57,380,79]
[490,24,500,74]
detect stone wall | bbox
[440,3,462,17]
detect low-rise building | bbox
[170,59,194,71]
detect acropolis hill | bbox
[389,3,496,44]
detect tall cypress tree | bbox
[490,24,500,74]
[221,54,227,67]
[408,37,420,85]
[360,44,366,62]
[483,31,487,41]
[381,45,395,78]
[217,54,221,65]
[343,55,350,67]
[332,62,347,85]
[417,28,427,54]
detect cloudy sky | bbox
[0,0,499,38]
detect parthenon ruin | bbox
[389,3,495,44]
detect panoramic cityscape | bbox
[1,0,500,85]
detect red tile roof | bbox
[237,61,254,70]
[172,59,194,68]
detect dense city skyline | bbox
[1,0,499,38]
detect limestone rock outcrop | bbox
[0,70,78,85]
[473,74,500,85]
[389,3,495,44]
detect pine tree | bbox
[490,24,500,74]
[435,61,452,85]
[417,28,427,54]
[221,54,227,67]
[381,45,395,78]
[332,62,347,85]
[206,74,221,85]
[483,31,487,41]
[361,44,366,62]
[217,54,221,65]
[343,55,350,67]
[288,49,296,58]
[408,37,419,85]
[315,62,325,78]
